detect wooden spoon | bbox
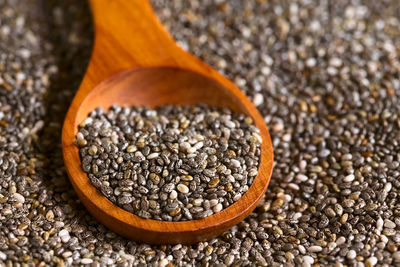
[62,0,274,245]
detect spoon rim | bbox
[62,66,274,237]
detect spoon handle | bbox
[86,0,203,88]
[81,0,244,109]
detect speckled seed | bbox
[208,178,220,188]
[88,145,98,155]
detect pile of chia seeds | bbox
[76,104,261,221]
[1,0,400,266]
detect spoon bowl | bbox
[62,0,273,244]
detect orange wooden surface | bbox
[62,0,274,244]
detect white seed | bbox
[209,199,219,207]
[273,121,284,132]
[377,217,384,231]
[159,258,169,267]
[343,174,355,182]
[261,66,270,75]
[59,229,70,243]
[213,203,223,213]
[180,142,191,150]
[308,246,322,252]
[366,256,378,266]
[329,57,343,67]
[76,132,84,140]
[282,133,291,142]
[84,117,93,126]
[288,183,300,190]
[327,242,337,251]
[336,236,346,245]
[306,58,317,67]
[327,66,338,75]
[134,151,144,157]
[186,146,197,154]
[253,93,264,106]
[342,153,353,160]
[299,160,307,170]
[253,133,263,143]
[233,193,241,202]
[81,258,93,265]
[298,245,306,254]
[147,153,159,159]
[248,168,258,177]
[121,252,135,262]
[193,141,204,150]
[346,250,356,260]
[227,175,235,183]
[55,221,64,228]
[380,234,388,243]
[169,190,178,200]
[384,182,392,193]
[110,136,118,144]
[303,255,314,264]
[292,212,302,221]
[62,251,72,258]
[177,184,189,194]
[384,219,396,229]
[230,159,241,168]
[224,120,236,129]
[13,193,25,203]
[296,174,308,182]
[172,244,182,250]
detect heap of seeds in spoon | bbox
[75,104,262,221]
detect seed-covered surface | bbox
[1,0,400,266]
[76,105,261,221]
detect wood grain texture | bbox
[62,0,274,244]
